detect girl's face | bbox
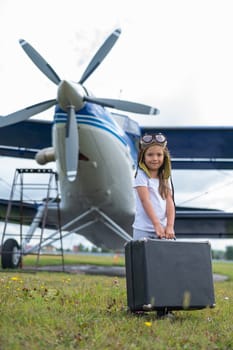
[144,144,164,173]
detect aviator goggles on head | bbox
[140,133,167,148]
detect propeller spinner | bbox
[0,28,159,181]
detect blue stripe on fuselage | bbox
[54,103,139,165]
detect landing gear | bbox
[1,239,22,269]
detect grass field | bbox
[23,252,126,267]
[0,256,232,349]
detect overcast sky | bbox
[0,0,233,250]
[1,0,233,126]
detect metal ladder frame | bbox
[1,168,65,270]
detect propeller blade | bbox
[0,99,56,127]
[84,96,159,115]
[79,28,121,84]
[19,39,61,85]
[65,106,79,181]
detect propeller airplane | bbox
[0,28,233,269]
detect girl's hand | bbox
[154,224,166,239]
[165,225,175,240]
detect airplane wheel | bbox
[1,239,22,269]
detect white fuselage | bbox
[50,110,137,249]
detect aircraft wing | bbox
[0,198,37,224]
[0,198,232,240]
[0,120,52,159]
[175,207,233,238]
[0,198,58,229]
[141,126,233,169]
[1,123,233,170]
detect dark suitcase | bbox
[125,239,215,312]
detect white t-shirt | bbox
[132,169,168,231]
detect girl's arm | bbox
[136,186,165,238]
[165,190,176,239]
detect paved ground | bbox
[23,264,228,281]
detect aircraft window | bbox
[112,113,141,136]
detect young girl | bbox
[132,133,175,240]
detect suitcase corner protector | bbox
[142,303,153,311]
